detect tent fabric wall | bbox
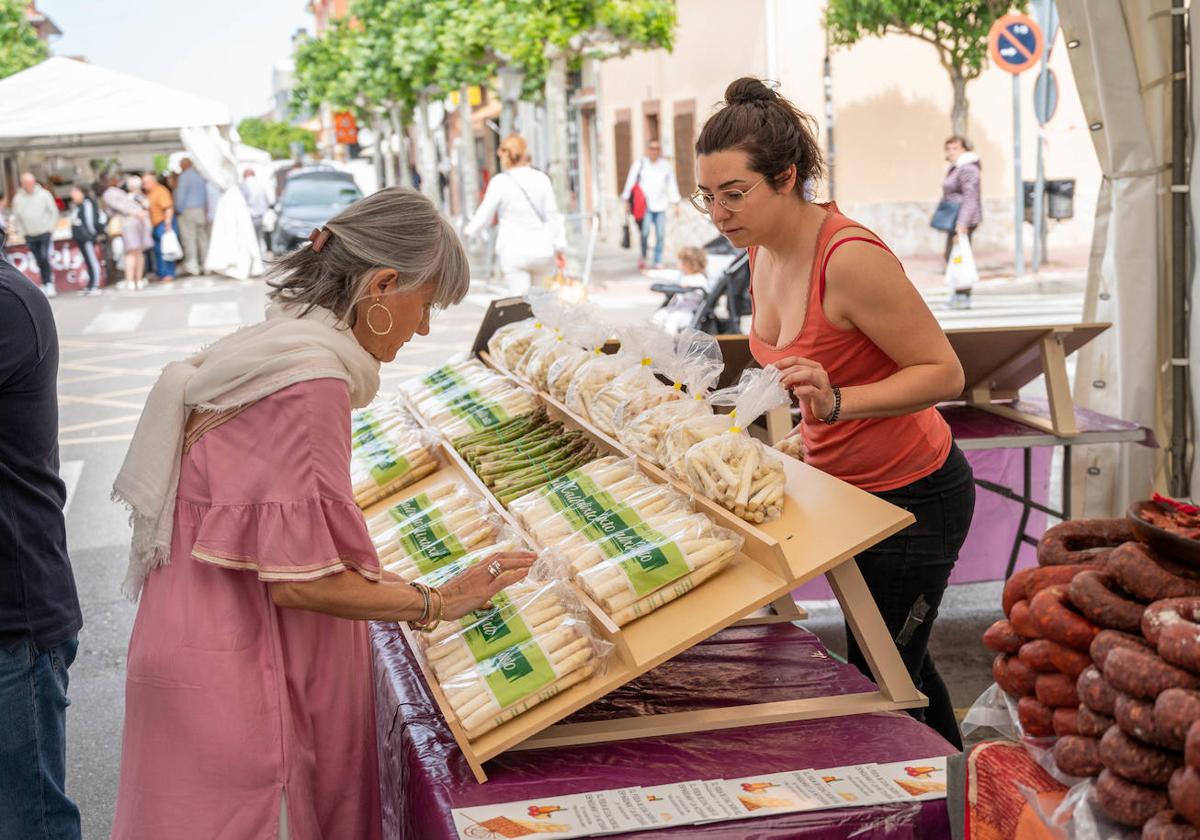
[1057,0,1174,515]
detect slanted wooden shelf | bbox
[946,323,1109,437]
[368,337,929,784]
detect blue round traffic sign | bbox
[989,14,1044,74]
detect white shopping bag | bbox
[160,228,184,261]
[944,233,978,292]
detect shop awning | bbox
[0,57,231,152]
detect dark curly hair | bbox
[695,77,823,200]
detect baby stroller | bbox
[650,235,752,335]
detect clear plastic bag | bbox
[617,329,725,462]
[364,481,480,537]
[682,366,790,523]
[546,316,612,402]
[369,493,501,581]
[507,456,638,530]
[400,359,489,409]
[437,601,612,740]
[510,294,572,382]
[349,426,440,509]
[588,326,676,435]
[486,320,536,371]
[411,365,540,443]
[563,324,649,422]
[350,399,419,449]
[409,530,528,589]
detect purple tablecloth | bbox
[372,622,957,839]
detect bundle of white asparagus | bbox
[364,481,478,539]
[409,535,527,589]
[681,366,791,523]
[486,320,539,371]
[417,579,585,682]
[563,352,627,422]
[508,457,741,625]
[586,327,677,435]
[405,363,540,442]
[350,400,419,449]
[610,327,722,435]
[619,397,712,464]
[660,412,735,478]
[538,311,610,401]
[572,513,741,624]
[349,426,439,509]
[401,358,489,407]
[367,488,500,580]
[516,331,575,392]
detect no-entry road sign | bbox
[989,13,1045,75]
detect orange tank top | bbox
[747,204,952,492]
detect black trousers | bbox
[73,236,100,289]
[25,233,54,288]
[844,443,975,749]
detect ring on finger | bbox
[487,559,503,579]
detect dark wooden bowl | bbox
[1127,499,1200,568]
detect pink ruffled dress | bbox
[112,378,383,840]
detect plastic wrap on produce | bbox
[486,319,537,371]
[371,621,956,839]
[588,327,676,435]
[683,366,790,523]
[408,529,528,589]
[368,493,501,581]
[546,315,612,402]
[349,426,440,509]
[563,323,646,422]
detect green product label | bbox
[386,493,434,529]
[462,603,534,663]
[480,641,556,708]
[353,418,386,451]
[415,554,477,588]
[398,520,466,574]
[365,442,412,487]
[350,409,379,439]
[447,393,510,432]
[422,366,466,393]
[459,590,513,629]
[540,473,619,532]
[603,522,690,598]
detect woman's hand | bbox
[775,356,835,423]
[436,551,536,620]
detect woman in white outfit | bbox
[464,134,566,295]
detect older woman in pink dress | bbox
[110,188,533,839]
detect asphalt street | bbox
[48,272,1081,837]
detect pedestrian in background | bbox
[620,140,681,271]
[102,175,150,290]
[12,172,60,297]
[69,185,103,295]
[143,171,177,284]
[240,168,271,256]
[940,135,982,310]
[463,133,566,295]
[175,157,210,275]
[0,256,84,840]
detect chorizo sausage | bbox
[1105,646,1200,701]
[1077,703,1116,738]
[1095,769,1170,828]
[1069,569,1145,632]
[1143,598,1200,648]
[1114,692,1185,750]
[1004,563,1100,616]
[1153,690,1200,748]
[983,619,1025,654]
[1091,629,1154,672]
[1053,706,1081,737]
[1142,810,1200,840]
[1048,642,1092,679]
[1030,585,1099,651]
[1168,766,1200,828]
[1110,541,1200,603]
[993,653,1039,697]
[1010,599,1040,640]
[1053,734,1103,777]
[1017,694,1056,737]
[1099,726,1182,786]
[1188,721,1199,770]
[1038,519,1134,566]
[1036,672,1080,708]
[1018,639,1060,673]
[1078,665,1119,716]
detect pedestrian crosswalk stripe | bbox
[61,460,83,515]
[81,308,148,335]
[187,301,242,327]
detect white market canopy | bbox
[0,57,231,153]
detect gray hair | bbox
[267,186,469,324]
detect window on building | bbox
[673,100,696,197]
[614,111,632,193]
[643,101,660,145]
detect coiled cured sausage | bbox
[1153,690,1200,747]
[1077,703,1116,738]
[1017,694,1055,737]
[1168,766,1200,827]
[1110,541,1200,603]
[1037,519,1133,566]
[1053,734,1103,777]
[983,619,1025,654]
[1114,692,1185,750]
[1142,810,1200,840]
[1078,665,1119,716]
[1142,598,1200,674]
[1030,585,1099,651]
[1099,727,1182,786]
[1104,646,1200,701]
[1096,769,1170,828]
[993,654,1039,697]
[1091,629,1154,672]
[1069,570,1145,632]
[1004,563,1099,615]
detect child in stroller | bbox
[651,236,751,335]
[649,246,709,334]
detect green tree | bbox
[0,0,47,80]
[236,117,317,160]
[825,0,1015,135]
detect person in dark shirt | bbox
[0,257,83,839]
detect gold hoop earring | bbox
[366,301,393,336]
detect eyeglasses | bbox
[688,176,767,215]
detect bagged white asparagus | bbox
[587,326,676,435]
[617,329,724,462]
[438,611,610,740]
[410,367,539,443]
[660,409,735,479]
[370,495,502,581]
[682,366,790,523]
[349,426,440,509]
[545,316,611,402]
[486,320,537,371]
[350,400,419,448]
[510,296,573,386]
[417,579,588,683]
[409,531,528,590]
[364,481,482,539]
[563,324,649,422]
[401,359,489,407]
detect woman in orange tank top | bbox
[693,78,975,749]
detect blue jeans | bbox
[639,209,667,265]
[152,220,178,279]
[0,638,82,840]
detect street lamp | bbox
[497,65,525,138]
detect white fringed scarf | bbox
[112,303,380,600]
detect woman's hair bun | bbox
[724,77,777,106]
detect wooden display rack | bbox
[370,354,927,784]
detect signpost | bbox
[989,12,1044,278]
[1030,0,1060,270]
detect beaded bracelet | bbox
[822,384,842,425]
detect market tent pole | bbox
[1188,1,1200,498]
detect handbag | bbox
[620,218,631,249]
[930,199,961,232]
[628,160,647,223]
[160,227,183,261]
